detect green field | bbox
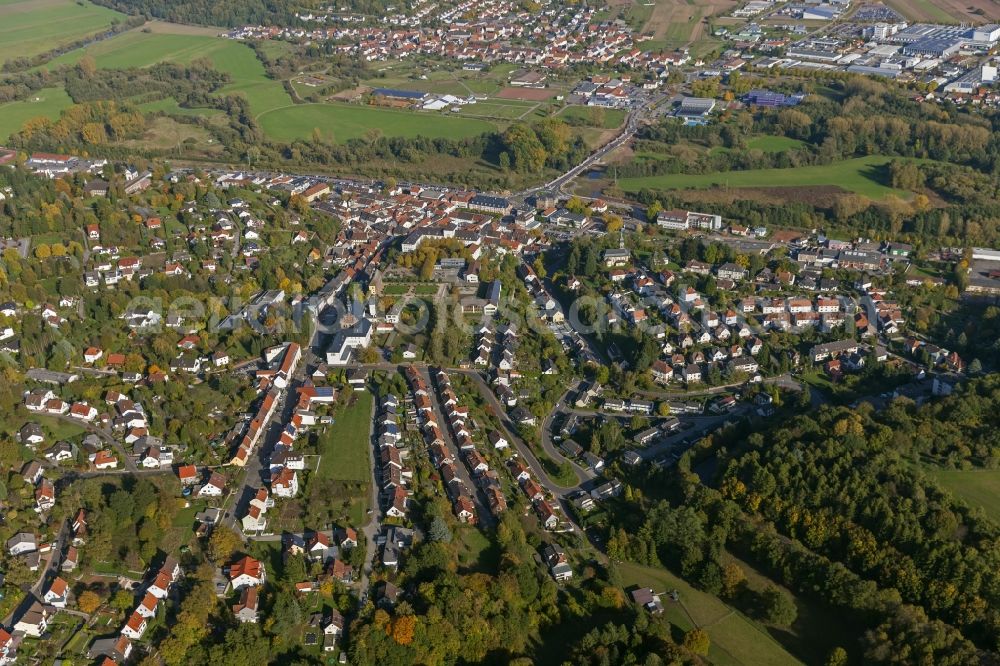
[927,468,1000,515]
[0,86,74,141]
[138,97,225,118]
[0,0,124,64]
[747,135,805,152]
[50,30,292,117]
[257,102,497,143]
[620,155,915,199]
[317,391,373,481]
[618,561,802,666]
[557,105,627,129]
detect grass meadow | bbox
[927,468,1000,515]
[0,0,124,63]
[618,561,803,666]
[620,155,918,199]
[257,102,497,143]
[0,87,74,140]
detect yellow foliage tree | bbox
[77,590,102,614]
[389,615,417,645]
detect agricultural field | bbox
[619,155,920,199]
[883,0,999,23]
[638,0,738,50]
[49,25,293,117]
[926,468,1000,515]
[0,0,124,64]
[618,562,802,666]
[0,86,74,141]
[257,102,497,143]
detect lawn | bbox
[620,155,916,199]
[317,391,373,481]
[0,86,74,141]
[747,135,805,152]
[618,561,802,666]
[0,0,124,64]
[557,105,627,129]
[926,468,1000,515]
[257,102,497,143]
[456,526,500,572]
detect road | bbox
[536,381,595,484]
[521,93,664,198]
[223,364,301,537]
[52,414,137,473]
[424,367,496,528]
[357,388,381,603]
[456,369,583,494]
[2,520,69,629]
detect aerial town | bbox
[0,0,998,664]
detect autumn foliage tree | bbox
[77,590,102,614]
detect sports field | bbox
[257,102,497,143]
[0,0,124,64]
[618,562,802,666]
[0,87,74,141]
[927,468,1000,515]
[620,155,914,199]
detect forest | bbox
[604,375,1000,664]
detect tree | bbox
[111,589,134,613]
[646,201,662,222]
[428,515,452,543]
[721,561,746,597]
[78,54,97,78]
[78,590,102,614]
[207,526,242,563]
[389,614,417,645]
[532,256,547,280]
[683,628,710,655]
[503,123,547,173]
[825,647,849,666]
[759,585,797,626]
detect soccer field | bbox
[0,0,124,64]
[257,102,497,143]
